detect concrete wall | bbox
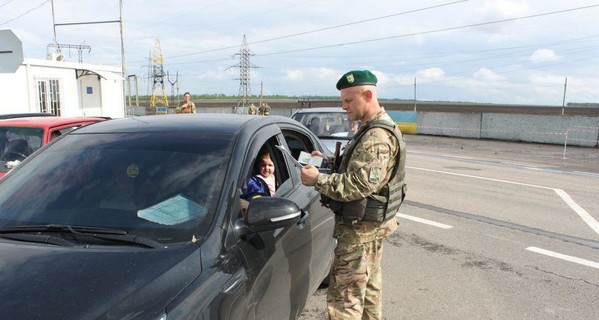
[417,112,482,139]
[416,111,598,147]
[127,104,599,148]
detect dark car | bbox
[0,114,336,319]
[0,116,109,178]
[291,107,359,154]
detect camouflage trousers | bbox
[327,238,384,320]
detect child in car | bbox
[240,150,276,201]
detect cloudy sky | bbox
[2,0,598,105]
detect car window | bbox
[240,136,291,197]
[0,132,234,244]
[238,135,292,217]
[0,127,43,161]
[292,111,353,137]
[282,129,318,160]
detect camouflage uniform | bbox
[315,108,400,320]
[248,103,258,115]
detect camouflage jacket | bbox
[315,107,400,243]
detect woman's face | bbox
[258,155,275,178]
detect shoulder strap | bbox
[340,119,403,180]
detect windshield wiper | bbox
[0,224,164,248]
[0,224,127,234]
[0,233,75,247]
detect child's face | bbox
[259,155,275,178]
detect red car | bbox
[0,116,108,178]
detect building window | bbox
[36,79,61,116]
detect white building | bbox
[0,30,125,118]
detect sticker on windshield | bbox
[126,163,139,178]
[137,194,206,225]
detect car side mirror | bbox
[238,197,302,233]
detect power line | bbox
[166,0,468,59]
[0,0,17,9]
[0,0,49,26]
[255,4,599,57]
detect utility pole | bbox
[259,81,263,110]
[413,77,417,112]
[167,71,179,106]
[51,0,126,114]
[561,77,568,116]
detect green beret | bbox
[336,70,378,90]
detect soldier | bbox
[259,103,271,116]
[175,92,196,114]
[300,70,406,320]
[248,103,258,115]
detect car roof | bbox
[74,114,297,135]
[0,116,109,130]
[292,107,344,114]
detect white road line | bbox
[409,166,599,237]
[553,189,599,237]
[408,166,554,190]
[397,213,453,229]
[526,246,599,269]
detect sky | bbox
[1,0,598,105]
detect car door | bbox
[280,126,336,291]
[233,125,315,320]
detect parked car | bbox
[0,114,336,319]
[0,116,108,178]
[291,107,359,154]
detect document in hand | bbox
[275,145,303,168]
[275,145,323,168]
[298,151,323,167]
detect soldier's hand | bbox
[301,165,320,186]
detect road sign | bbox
[155,106,168,115]
[0,29,24,73]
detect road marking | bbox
[397,213,453,229]
[554,189,599,237]
[409,166,599,237]
[408,166,554,190]
[526,246,599,269]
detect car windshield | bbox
[292,111,358,138]
[0,126,43,162]
[0,132,233,245]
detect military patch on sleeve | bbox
[369,167,382,183]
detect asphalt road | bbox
[299,135,599,320]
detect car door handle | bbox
[297,210,309,229]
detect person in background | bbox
[307,117,322,135]
[176,92,196,114]
[347,120,360,136]
[259,103,271,116]
[248,103,258,115]
[300,70,406,320]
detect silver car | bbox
[291,107,359,154]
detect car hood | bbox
[0,241,201,319]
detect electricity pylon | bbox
[150,37,169,108]
[227,35,259,114]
